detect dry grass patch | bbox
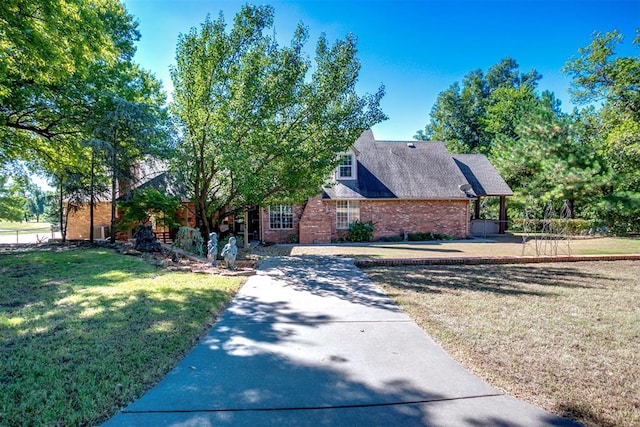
[363,261,640,427]
[277,236,640,259]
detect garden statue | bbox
[207,232,218,267]
[133,223,161,252]
[220,236,238,270]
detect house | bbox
[64,160,195,242]
[65,130,512,244]
[260,129,512,244]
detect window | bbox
[337,153,356,179]
[269,205,293,229]
[336,200,360,229]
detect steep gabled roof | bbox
[453,154,513,196]
[324,131,477,200]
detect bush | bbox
[407,232,454,241]
[173,226,204,256]
[344,220,375,242]
[377,235,404,242]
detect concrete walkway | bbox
[103,256,580,426]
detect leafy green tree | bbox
[0,0,140,164]
[117,188,181,232]
[170,5,386,236]
[90,91,171,243]
[0,175,26,221]
[564,29,640,232]
[416,57,541,154]
[24,183,49,222]
[1,0,173,240]
[491,101,608,219]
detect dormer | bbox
[336,151,357,180]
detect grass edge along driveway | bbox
[0,246,243,426]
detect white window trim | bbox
[269,204,293,230]
[336,200,360,229]
[336,152,357,180]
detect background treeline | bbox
[416,30,640,234]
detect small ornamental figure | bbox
[220,236,238,270]
[207,232,218,267]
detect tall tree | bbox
[491,99,608,218]
[564,29,640,232]
[170,5,386,236]
[0,175,26,221]
[91,91,171,243]
[415,57,541,154]
[0,0,141,165]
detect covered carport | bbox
[453,154,513,235]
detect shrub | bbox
[377,235,403,242]
[344,220,375,242]
[407,232,455,241]
[173,226,204,256]
[512,218,596,236]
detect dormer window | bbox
[337,152,356,180]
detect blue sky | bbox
[122,0,639,140]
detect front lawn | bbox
[0,221,52,234]
[0,246,243,426]
[363,261,640,427]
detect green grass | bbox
[0,246,243,426]
[363,261,640,427]
[0,221,52,234]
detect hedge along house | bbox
[260,130,512,244]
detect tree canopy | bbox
[0,0,140,160]
[417,30,639,233]
[0,0,172,238]
[170,5,386,235]
[563,29,640,231]
[415,57,541,154]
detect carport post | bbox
[499,196,507,234]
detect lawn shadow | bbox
[106,271,579,427]
[0,247,241,425]
[362,263,614,297]
[256,256,402,312]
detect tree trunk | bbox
[110,131,117,244]
[89,149,95,242]
[566,199,575,219]
[58,178,66,243]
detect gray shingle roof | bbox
[324,131,482,200]
[453,154,513,196]
[117,172,187,201]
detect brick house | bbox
[260,129,512,244]
[66,130,512,244]
[65,161,196,241]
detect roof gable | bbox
[453,154,513,196]
[324,131,477,200]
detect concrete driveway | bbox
[103,256,580,426]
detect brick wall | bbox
[66,202,112,240]
[300,198,470,243]
[361,199,470,239]
[299,196,332,244]
[260,198,471,244]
